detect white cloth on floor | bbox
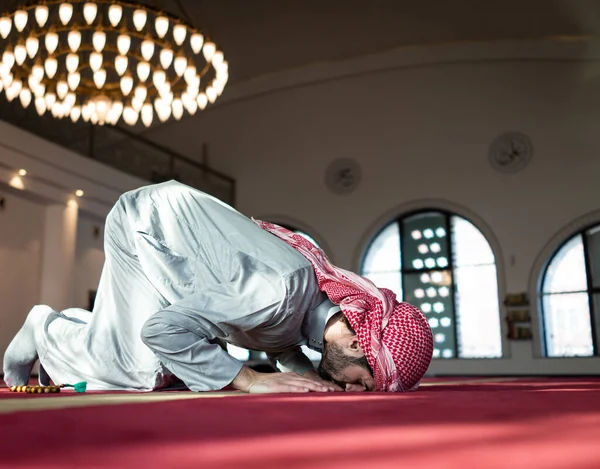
[35,181,331,391]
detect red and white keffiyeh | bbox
[254,220,434,392]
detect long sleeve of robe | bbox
[34,181,329,391]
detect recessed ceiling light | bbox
[75,189,84,197]
[18,169,27,176]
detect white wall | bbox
[146,39,600,375]
[0,190,44,369]
[74,214,105,310]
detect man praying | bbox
[4,181,433,393]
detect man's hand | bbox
[303,370,343,392]
[231,366,333,393]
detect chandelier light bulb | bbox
[141,39,154,61]
[83,3,98,25]
[137,61,150,82]
[115,55,128,76]
[203,42,216,62]
[120,75,133,96]
[172,98,183,120]
[27,74,38,91]
[108,4,122,27]
[212,51,224,67]
[33,83,45,98]
[141,103,153,127]
[34,5,48,27]
[93,30,106,52]
[134,84,147,102]
[117,34,131,55]
[184,95,198,115]
[14,10,28,32]
[162,91,173,105]
[90,112,98,125]
[56,80,68,99]
[3,49,14,70]
[196,92,208,110]
[2,73,13,89]
[111,101,123,120]
[14,44,26,66]
[25,36,39,59]
[70,105,81,123]
[45,31,59,54]
[131,96,143,112]
[155,16,169,38]
[133,9,147,31]
[94,69,107,88]
[81,103,92,121]
[174,55,187,77]
[30,63,42,82]
[183,65,196,83]
[159,48,173,69]
[122,106,137,125]
[206,85,217,103]
[152,69,166,88]
[45,92,56,108]
[19,87,31,108]
[67,72,80,90]
[155,98,171,122]
[0,17,11,39]
[66,53,79,73]
[190,33,204,54]
[64,92,76,108]
[35,96,46,115]
[157,81,170,98]
[95,96,111,124]
[89,52,102,72]
[173,24,187,46]
[44,57,57,79]
[59,3,73,25]
[68,30,82,52]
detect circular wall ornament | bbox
[488,132,533,173]
[325,158,361,195]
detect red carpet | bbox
[1,378,599,469]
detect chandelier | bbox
[0,1,228,126]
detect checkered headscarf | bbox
[254,220,434,392]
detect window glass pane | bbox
[585,226,600,288]
[362,222,401,273]
[363,271,402,300]
[454,264,502,358]
[227,344,250,361]
[402,212,450,272]
[543,235,587,293]
[543,292,593,357]
[452,216,495,267]
[404,271,456,359]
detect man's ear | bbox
[345,336,363,357]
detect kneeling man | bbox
[4,181,433,393]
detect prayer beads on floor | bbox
[9,384,62,393]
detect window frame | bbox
[539,227,600,357]
[358,206,504,359]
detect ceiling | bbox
[0,0,597,186]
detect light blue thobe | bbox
[36,181,337,391]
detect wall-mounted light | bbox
[75,189,84,197]
[9,176,24,190]
[18,169,27,176]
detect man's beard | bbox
[317,340,371,384]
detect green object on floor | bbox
[64,381,87,393]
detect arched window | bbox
[361,210,502,359]
[540,225,600,357]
